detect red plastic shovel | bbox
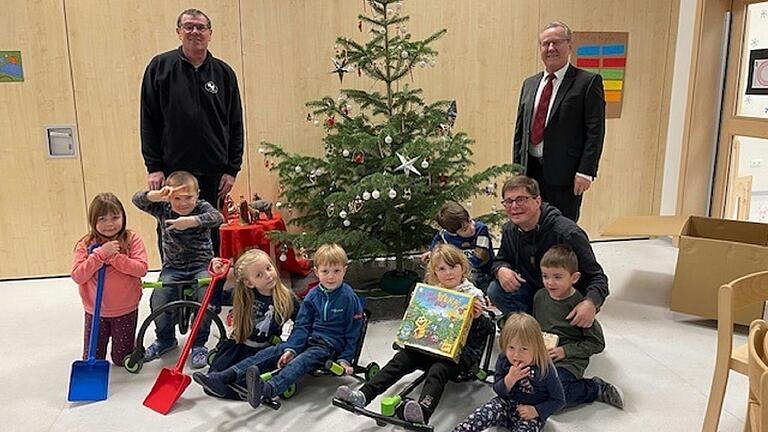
[143,259,231,414]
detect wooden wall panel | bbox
[65,1,248,269]
[0,0,87,278]
[403,0,540,215]
[241,0,361,212]
[0,0,681,277]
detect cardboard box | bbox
[603,216,768,325]
[395,283,475,362]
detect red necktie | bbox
[530,73,555,145]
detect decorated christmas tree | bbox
[262,0,519,272]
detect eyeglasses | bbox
[501,195,537,207]
[540,38,569,48]
[179,23,210,33]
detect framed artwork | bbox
[571,32,629,119]
[0,51,24,82]
[746,49,768,95]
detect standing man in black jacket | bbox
[140,8,243,256]
[513,21,605,222]
[488,176,609,328]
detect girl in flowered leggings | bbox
[453,313,565,432]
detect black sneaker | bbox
[403,400,425,424]
[246,366,264,408]
[593,377,624,409]
[193,371,231,398]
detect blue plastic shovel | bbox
[68,247,110,401]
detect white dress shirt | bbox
[528,63,593,181]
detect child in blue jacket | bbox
[194,243,364,408]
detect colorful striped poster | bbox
[572,32,629,118]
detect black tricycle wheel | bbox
[129,300,226,373]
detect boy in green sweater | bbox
[533,244,624,409]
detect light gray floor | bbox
[0,239,749,431]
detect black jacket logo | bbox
[204,81,219,94]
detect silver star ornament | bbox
[394,152,421,176]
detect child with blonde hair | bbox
[193,249,299,399]
[453,313,565,432]
[71,193,148,364]
[193,244,364,408]
[337,244,493,425]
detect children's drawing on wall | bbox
[0,51,23,82]
[746,49,768,95]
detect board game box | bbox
[395,283,476,361]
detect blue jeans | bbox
[230,337,335,395]
[557,367,599,408]
[151,265,212,347]
[487,280,537,316]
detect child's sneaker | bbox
[143,339,178,362]
[403,400,425,424]
[335,385,366,407]
[593,377,624,409]
[192,369,235,397]
[190,346,209,369]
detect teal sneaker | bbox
[335,385,367,407]
[143,339,178,362]
[190,346,209,369]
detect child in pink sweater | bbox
[71,193,148,364]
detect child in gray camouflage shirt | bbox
[132,170,224,369]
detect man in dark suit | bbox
[513,21,605,222]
